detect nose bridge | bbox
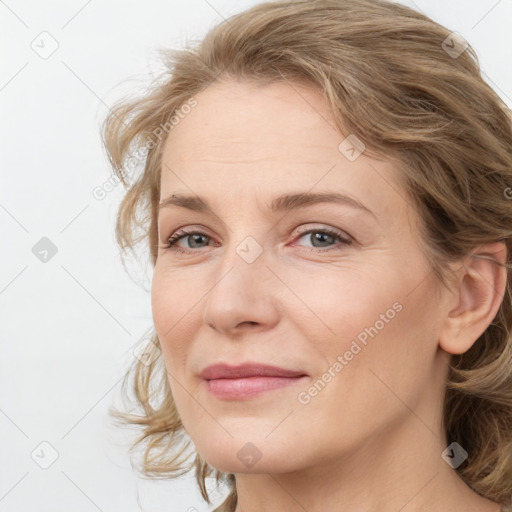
[201,231,279,333]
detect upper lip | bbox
[199,363,307,380]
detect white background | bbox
[1,1,511,511]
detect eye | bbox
[159,225,353,255]
[160,229,213,253]
[293,227,353,252]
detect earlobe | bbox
[439,242,508,355]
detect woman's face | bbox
[152,79,452,474]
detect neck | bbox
[232,413,500,512]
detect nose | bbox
[202,241,280,335]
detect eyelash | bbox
[159,227,353,254]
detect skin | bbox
[152,78,507,512]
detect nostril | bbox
[233,320,260,330]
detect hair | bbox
[101,0,512,510]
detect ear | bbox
[439,242,508,355]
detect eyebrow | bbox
[158,191,375,218]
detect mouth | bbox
[199,363,308,400]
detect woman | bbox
[102,0,512,510]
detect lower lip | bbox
[204,376,307,400]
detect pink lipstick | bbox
[199,363,308,400]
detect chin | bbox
[192,429,308,475]
[202,449,294,475]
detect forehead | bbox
[160,79,408,222]
[163,79,342,165]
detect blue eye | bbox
[160,227,352,254]
[294,228,352,250]
[163,231,211,252]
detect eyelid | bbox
[160,222,351,241]
[160,224,211,242]
[291,223,352,243]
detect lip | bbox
[199,363,306,380]
[199,363,308,400]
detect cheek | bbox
[307,271,441,424]
[289,257,439,392]
[289,284,441,455]
[151,265,198,373]
[277,261,401,347]
[151,267,201,417]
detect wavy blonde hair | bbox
[102,0,512,510]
